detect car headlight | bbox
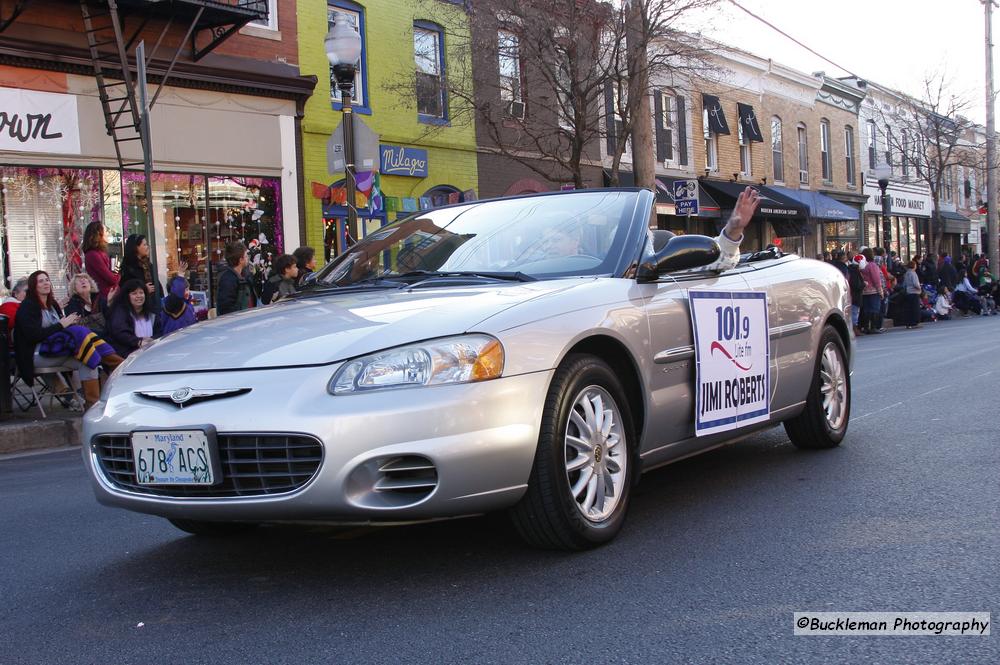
[329,334,504,395]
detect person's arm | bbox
[216,271,237,315]
[85,251,119,290]
[709,187,761,271]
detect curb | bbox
[0,417,82,455]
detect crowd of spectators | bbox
[2,220,319,411]
[820,247,999,335]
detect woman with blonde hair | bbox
[64,272,106,335]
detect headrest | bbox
[651,230,676,252]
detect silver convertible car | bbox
[83,189,853,550]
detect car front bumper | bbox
[83,365,553,524]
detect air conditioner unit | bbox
[506,100,525,119]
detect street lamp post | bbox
[875,165,892,252]
[325,16,363,250]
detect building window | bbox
[867,120,877,170]
[820,119,831,181]
[705,134,718,171]
[414,22,446,120]
[771,116,783,183]
[248,0,278,31]
[970,168,978,206]
[845,125,856,186]
[738,113,751,177]
[797,123,808,185]
[328,2,367,111]
[656,90,678,162]
[943,166,953,201]
[958,166,966,207]
[498,29,523,117]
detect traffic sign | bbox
[674,179,699,216]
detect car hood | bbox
[124,281,587,374]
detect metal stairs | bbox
[79,0,145,170]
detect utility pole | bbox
[986,0,999,272]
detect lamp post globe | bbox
[873,164,892,251]
[324,14,363,251]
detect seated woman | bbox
[953,270,982,316]
[158,275,197,336]
[107,279,161,357]
[64,272,107,336]
[13,271,123,409]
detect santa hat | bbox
[853,254,867,269]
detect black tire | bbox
[168,518,259,537]
[509,354,637,550]
[784,325,850,449]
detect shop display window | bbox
[1,167,102,299]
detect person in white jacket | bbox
[934,287,953,320]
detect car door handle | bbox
[653,346,695,364]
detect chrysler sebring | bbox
[83,188,853,550]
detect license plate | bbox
[131,430,217,485]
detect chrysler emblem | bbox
[171,388,194,404]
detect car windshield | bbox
[313,191,638,286]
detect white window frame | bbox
[797,124,809,186]
[414,23,446,120]
[705,134,718,172]
[738,116,751,177]
[771,116,784,183]
[867,119,877,170]
[820,119,831,181]
[249,0,278,31]
[845,125,856,186]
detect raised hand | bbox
[724,186,762,241]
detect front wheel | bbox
[784,326,851,449]
[509,354,637,550]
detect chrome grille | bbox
[93,434,323,497]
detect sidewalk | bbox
[0,402,82,456]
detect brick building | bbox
[467,2,604,199]
[0,0,315,304]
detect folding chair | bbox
[10,363,82,418]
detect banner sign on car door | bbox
[689,290,770,436]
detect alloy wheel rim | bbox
[819,342,847,431]
[564,385,627,522]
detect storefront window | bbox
[823,220,860,255]
[1,167,102,299]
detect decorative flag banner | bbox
[419,196,431,210]
[447,192,460,204]
[384,196,399,212]
[402,197,418,212]
[688,290,770,437]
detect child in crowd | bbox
[934,287,953,320]
[158,275,198,336]
[261,254,299,304]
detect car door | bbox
[639,265,757,455]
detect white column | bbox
[279,114,300,251]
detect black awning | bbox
[937,210,972,234]
[699,180,809,221]
[702,94,730,135]
[737,103,764,142]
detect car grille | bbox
[93,434,323,498]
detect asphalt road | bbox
[2,317,998,665]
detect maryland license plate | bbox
[131,430,217,485]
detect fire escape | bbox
[0,0,268,170]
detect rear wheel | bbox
[168,519,259,537]
[509,354,636,550]
[784,326,850,449]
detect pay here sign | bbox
[689,290,770,436]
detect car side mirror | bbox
[636,234,721,282]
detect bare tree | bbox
[389,0,717,190]
[877,76,983,257]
